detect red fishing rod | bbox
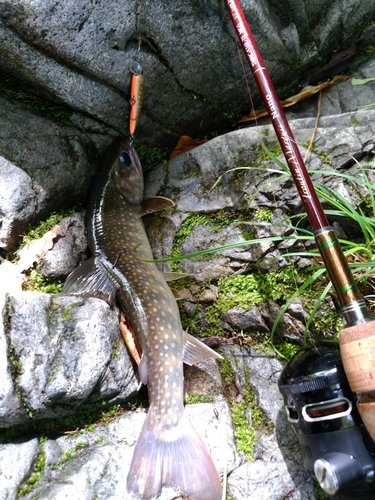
[224,0,375,442]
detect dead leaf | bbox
[17,224,60,272]
[0,223,61,292]
[169,136,208,159]
[238,75,351,123]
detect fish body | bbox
[64,137,222,500]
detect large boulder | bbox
[0,0,374,151]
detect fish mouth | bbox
[111,138,144,205]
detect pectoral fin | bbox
[183,331,223,366]
[62,257,119,307]
[140,196,175,216]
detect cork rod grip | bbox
[340,321,375,441]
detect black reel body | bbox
[278,342,375,498]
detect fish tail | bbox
[127,410,222,500]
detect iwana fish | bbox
[63,137,223,500]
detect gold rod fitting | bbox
[314,227,371,325]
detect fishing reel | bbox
[278,342,375,499]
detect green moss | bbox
[271,341,300,360]
[304,301,343,338]
[170,210,254,272]
[257,140,283,161]
[51,447,77,470]
[7,207,78,264]
[231,400,257,461]
[18,437,47,496]
[219,356,236,389]
[8,344,23,383]
[177,265,315,339]
[219,358,272,461]
[301,142,334,166]
[184,393,215,404]
[0,396,146,445]
[137,145,167,167]
[22,269,64,294]
[94,435,108,445]
[0,75,73,125]
[253,208,273,222]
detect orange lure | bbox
[129,70,144,141]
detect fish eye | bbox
[119,150,132,168]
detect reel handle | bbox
[340,322,375,442]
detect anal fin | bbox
[183,331,223,366]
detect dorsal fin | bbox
[140,196,175,216]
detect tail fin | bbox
[127,411,222,500]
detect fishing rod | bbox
[223,0,375,450]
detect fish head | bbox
[112,140,144,205]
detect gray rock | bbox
[223,307,269,334]
[0,438,39,500]
[0,344,324,500]
[3,399,237,500]
[0,291,138,427]
[222,345,320,499]
[3,64,375,498]
[38,211,88,278]
[1,0,374,150]
[0,156,37,250]
[0,95,97,250]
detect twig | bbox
[304,90,322,162]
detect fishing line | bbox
[234,36,256,126]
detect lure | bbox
[129,63,144,143]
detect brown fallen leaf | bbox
[238,75,351,122]
[17,224,61,272]
[0,224,61,293]
[169,135,208,159]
